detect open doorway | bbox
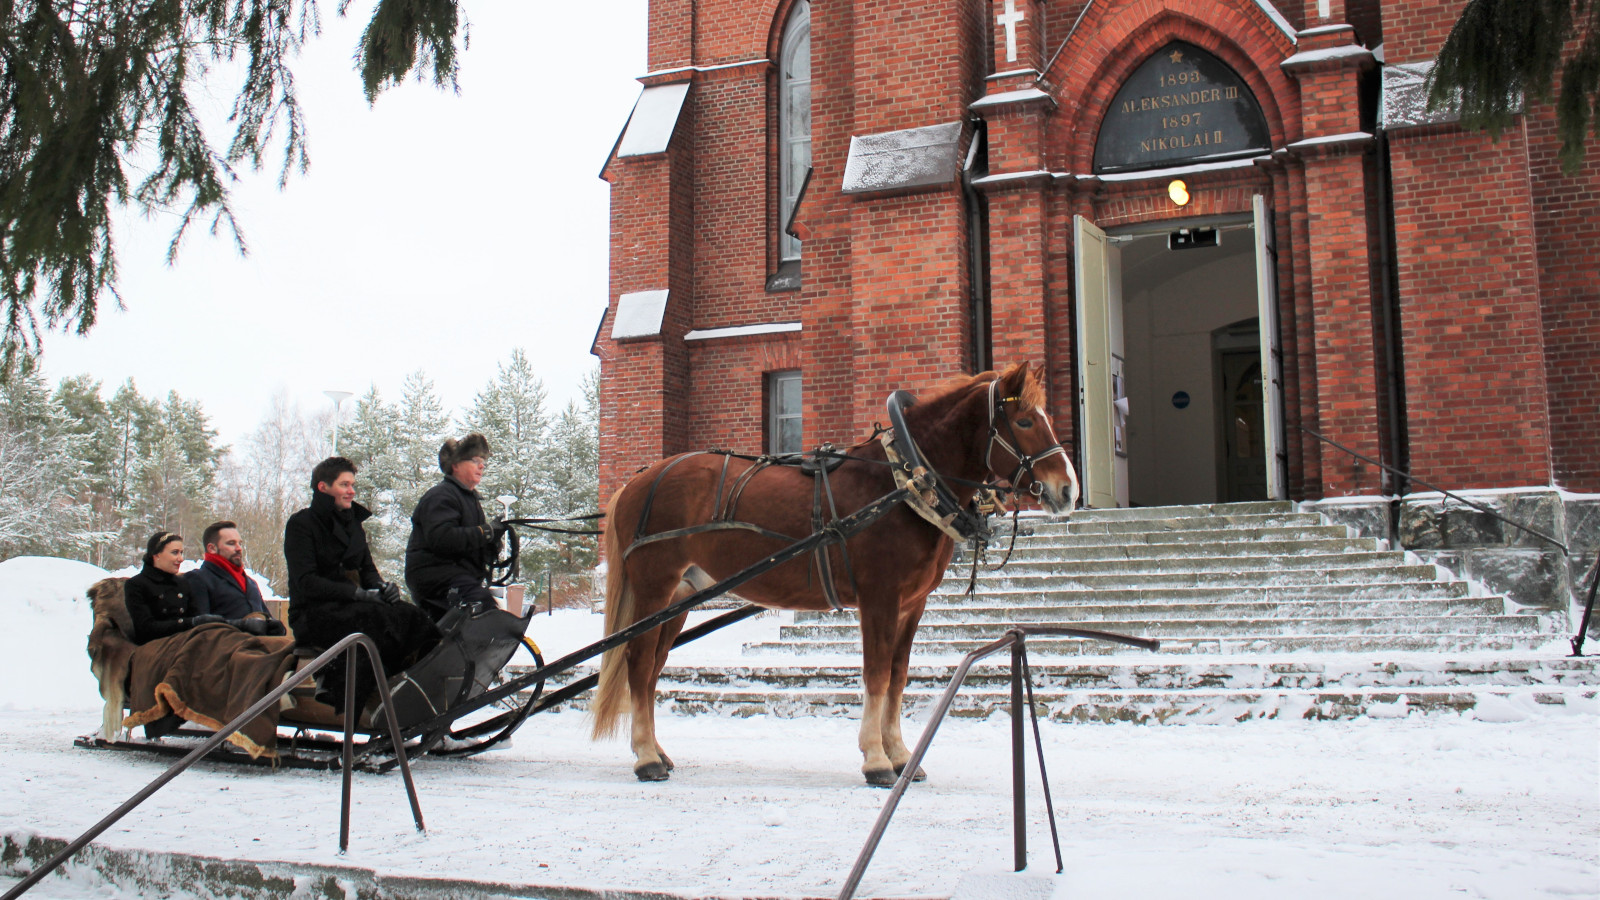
[1074,198,1284,508]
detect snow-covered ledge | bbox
[684,322,801,342]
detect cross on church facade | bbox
[996,0,1024,63]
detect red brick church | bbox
[593,0,1598,517]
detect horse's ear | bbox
[998,361,1029,394]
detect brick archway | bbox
[1042,4,1298,174]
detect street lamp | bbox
[324,390,353,456]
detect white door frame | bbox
[1252,194,1288,500]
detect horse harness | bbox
[622,383,1065,611]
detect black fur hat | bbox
[439,433,491,475]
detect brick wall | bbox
[602,0,1581,508]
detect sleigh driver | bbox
[405,433,511,622]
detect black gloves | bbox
[230,617,271,636]
[357,583,402,604]
[188,614,227,627]
[491,517,511,541]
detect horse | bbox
[590,361,1079,784]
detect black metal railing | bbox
[1299,425,1600,657]
[838,626,1161,900]
[2,634,425,900]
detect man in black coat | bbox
[405,433,508,621]
[187,520,286,634]
[285,457,440,714]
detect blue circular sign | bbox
[1172,391,1191,409]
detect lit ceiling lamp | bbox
[1168,179,1191,207]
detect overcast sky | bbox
[36,0,649,449]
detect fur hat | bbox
[439,433,491,475]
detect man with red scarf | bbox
[187,520,287,636]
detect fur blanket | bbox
[87,577,298,759]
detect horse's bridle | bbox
[984,377,1068,498]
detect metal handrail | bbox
[2,633,425,900]
[839,626,1160,900]
[1298,425,1600,656]
[1299,425,1568,552]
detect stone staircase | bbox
[519,502,1597,722]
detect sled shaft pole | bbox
[1011,642,1026,871]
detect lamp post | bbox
[324,390,353,456]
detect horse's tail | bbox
[590,485,634,741]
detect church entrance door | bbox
[1073,195,1284,508]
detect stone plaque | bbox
[1093,42,1271,173]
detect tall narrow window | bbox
[778,1,811,264]
[767,370,803,454]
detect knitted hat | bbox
[439,433,491,475]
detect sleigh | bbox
[75,592,548,771]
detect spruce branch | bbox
[1429,0,1600,173]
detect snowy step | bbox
[655,687,1597,723]
[501,657,1600,694]
[959,549,1410,577]
[920,581,1476,609]
[1054,501,1296,522]
[742,633,1562,656]
[778,615,1545,643]
[993,528,1360,554]
[910,596,1505,622]
[942,564,1446,592]
[1024,512,1325,535]
[509,657,1600,723]
[966,534,1382,563]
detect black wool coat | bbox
[404,475,497,601]
[123,563,203,645]
[187,559,269,620]
[284,490,385,630]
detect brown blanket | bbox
[87,578,298,759]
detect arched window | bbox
[778,1,811,264]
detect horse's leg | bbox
[625,567,686,782]
[646,567,709,771]
[857,602,899,786]
[885,593,930,781]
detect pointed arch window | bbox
[778,1,811,266]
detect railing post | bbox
[340,645,358,852]
[1011,641,1026,872]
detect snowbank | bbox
[0,556,111,711]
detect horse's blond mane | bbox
[920,363,1045,410]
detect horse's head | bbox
[984,362,1080,515]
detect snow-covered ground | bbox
[1,556,1597,899]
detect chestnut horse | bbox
[590,362,1079,784]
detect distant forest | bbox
[0,350,599,598]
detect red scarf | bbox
[205,552,249,593]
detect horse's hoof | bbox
[659,752,675,772]
[894,763,927,782]
[863,767,898,787]
[635,762,671,782]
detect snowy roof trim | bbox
[611,290,670,340]
[1253,0,1297,44]
[842,122,964,195]
[1286,131,1373,151]
[1088,155,1269,182]
[684,322,802,341]
[616,83,690,158]
[1281,44,1374,70]
[646,58,769,77]
[969,88,1056,112]
[971,169,1053,188]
